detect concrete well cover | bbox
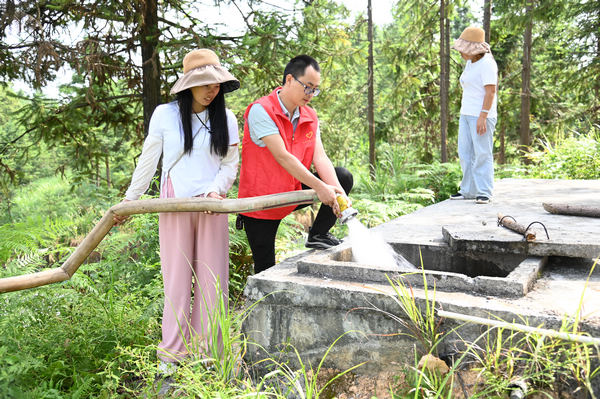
[442,220,600,258]
[439,179,600,259]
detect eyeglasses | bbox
[293,76,321,97]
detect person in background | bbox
[115,49,240,389]
[450,26,498,204]
[237,55,353,274]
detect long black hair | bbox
[176,88,229,157]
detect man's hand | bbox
[315,184,344,217]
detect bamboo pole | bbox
[543,203,600,218]
[497,212,536,242]
[0,189,318,294]
[438,309,600,346]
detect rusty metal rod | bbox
[497,213,536,242]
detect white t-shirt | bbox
[124,101,239,200]
[459,53,498,118]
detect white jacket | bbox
[124,101,239,200]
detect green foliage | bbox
[526,135,600,179]
[383,258,600,398]
[0,176,115,269]
[468,260,600,397]
[386,273,443,357]
[468,320,600,397]
[101,281,263,397]
[0,87,62,217]
[0,180,164,398]
[346,195,422,230]
[351,144,462,203]
[261,331,367,399]
[0,269,162,398]
[228,213,255,299]
[375,263,459,398]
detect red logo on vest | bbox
[306,130,314,139]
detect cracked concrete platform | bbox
[242,178,600,381]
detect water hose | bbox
[0,189,318,294]
[437,309,600,345]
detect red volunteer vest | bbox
[238,88,318,220]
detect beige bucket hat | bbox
[170,49,240,95]
[451,26,491,55]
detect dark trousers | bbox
[243,166,353,274]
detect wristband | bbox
[481,109,489,113]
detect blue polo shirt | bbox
[247,90,320,147]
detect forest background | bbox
[0,0,599,397]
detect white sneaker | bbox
[158,360,178,376]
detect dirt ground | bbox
[312,367,573,399]
[313,369,403,399]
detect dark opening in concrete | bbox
[389,242,519,278]
[299,242,544,297]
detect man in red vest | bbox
[237,55,354,274]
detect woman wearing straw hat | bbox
[117,49,240,379]
[450,26,498,204]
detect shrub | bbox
[527,135,600,179]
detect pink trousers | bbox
[157,178,229,363]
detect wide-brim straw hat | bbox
[451,26,491,55]
[170,49,240,95]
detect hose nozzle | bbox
[336,195,358,224]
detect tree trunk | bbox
[519,2,533,162]
[140,0,161,137]
[499,122,505,164]
[367,0,375,180]
[105,155,111,189]
[543,203,600,218]
[95,155,100,187]
[483,0,492,43]
[595,27,600,122]
[439,0,449,163]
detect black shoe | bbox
[449,192,465,200]
[306,232,341,249]
[475,196,490,204]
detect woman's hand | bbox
[476,115,487,135]
[113,199,131,225]
[206,192,223,200]
[203,192,223,214]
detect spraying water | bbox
[345,217,416,270]
[336,194,415,269]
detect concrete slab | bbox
[442,204,600,257]
[242,178,600,390]
[442,223,600,258]
[297,244,545,298]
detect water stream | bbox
[346,218,415,269]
